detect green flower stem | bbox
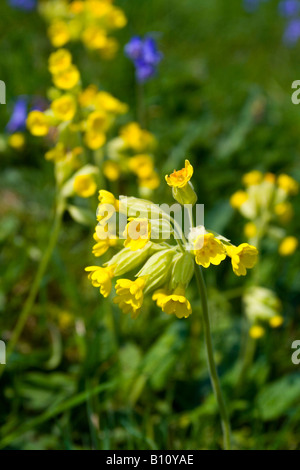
[194,264,232,450]
[0,198,65,378]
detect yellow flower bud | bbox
[279,236,298,256]
[249,325,265,339]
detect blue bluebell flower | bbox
[7,0,37,11]
[124,35,163,83]
[6,97,28,134]
[283,17,300,44]
[278,0,300,17]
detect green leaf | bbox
[256,373,300,421]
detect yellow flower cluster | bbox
[26,48,130,199]
[86,161,258,319]
[40,0,127,59]
[106,122,160,192]
[244,286,284,339]
[230,170,298,255]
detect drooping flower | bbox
[123,218,151,251]
[85,265,115,298]
[51,94,77,122]
[194,233,227,268]
[73,174,97,198]
[160,286,192,319]
[26,110,49,136]
[92,232,118,257]
[113,277,146,318]
[48,49,72,75]
[277,174,299,195]
[52,64,80,90]
[226,243,258,276]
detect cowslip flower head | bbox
[226,243,258,276]
[123,218,151,251]
[114,277,146,319]
[85,265,115,298]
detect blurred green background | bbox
[0,0,299,450]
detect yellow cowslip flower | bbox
[8,133,25,150]
[45,142,66,162]
[27,111,49,137]
[123,218,151,251]
[79,85,98,108]
[48,49,72,75]
[242,170,263,186]
[106,7,127,28]
[244,222,257,239]
[84,111,110,150]
[152,289,170,308]
[165,160,193,189]
[98,190,119,211]
[120,122,155,152]
[82,26,108,50]
[226,243,258,276]
[249,325,265,339]
[51,94,77,122]
[277,174,299,195]
[279,236,298,256]
[85,0,112,18]
[113,277,146,319]
[129,154,154,179]
[194,233,226,268]
[53,65,80,90]
[103,161,120,181]
[73,174,97,198]
[264,172,276,184]
[269,315,284,328]
[95,91,128,114]
[230,190,248,209]
[160,286,192,319]
[139,172,160,190]
[48,21,70,48]
[274,202,294,223]
[69,0,85,14]
[92,232,118,257]
[85,265,115,298]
